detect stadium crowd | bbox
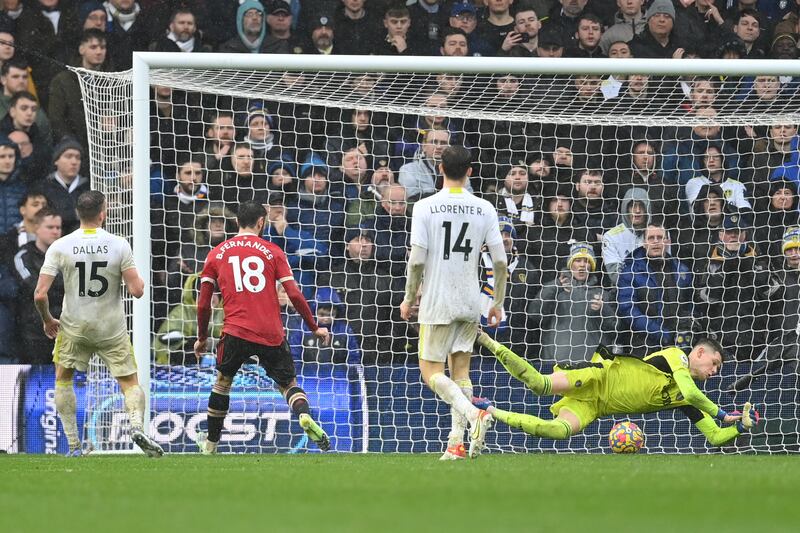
[0,0,800,372]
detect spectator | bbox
[378,3,414,55]
[769,227,800,361]
[730,8,765,58]
[266,153,299,203]
[345,164,394,227]
[15,0,78,108]
[498,5,541,57]
[750,124,799,201]
[263,1,303,54]
[153,273,224,365]
[1,188,47,265]
[409,0,447,56]
[480,216,537,353]
[546,0,589,42]
[684,143,751,210]
[326,108,390,169]
[477,76,530,182]
[571,169,617,252]
[218,0,266,54]
[287,286,361,364]
[263,194,329,298]
[602,187,650,284]
[13,207,63,364]
[288,153,346,249]
[478,0,515,54]
[439,27,469,56]
[0,134,24,232]
[694,210,779,361]
[149,85,196,170]
[215,143,268,207]
[398,129,449,200]
[447,1,492,56]
[150,7,212,53]
[525,184,589,289]
[77,1,107,32]
[490,162,536,234]
[322,226,401,363]
[104,0,151,70]
[0,254,17,364]
[334,0,380,56]
[241,103,281,175]
[629,0,684,58]
[373,183,409,276]
[536,23,566,57]
[199,110,235,177]
[0,25,16,75]
[7,129,45,183]
[48,29,107,162]
[676,183,727,268]
[335,147,369,201]
[754,180,800,260]
[599,0,646,55]
[770,29,798,59]
[0,91,53,178]
[40,137,89,234]
[0,59,51,142]
[528,241,612,365]
[674,0,726,56]
[160,157,210,247]
[303,15,335,54]
[617,222,694,356]
[567,13,605,57]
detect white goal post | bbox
[73,53,800,454]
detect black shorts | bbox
[216,334,296,387]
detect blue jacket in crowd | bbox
[286,286,361,364]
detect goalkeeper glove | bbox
[733,402,762,433]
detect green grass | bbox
[1,454,799,533]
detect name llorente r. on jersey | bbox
[410,188,503,325]
[40,228,135,342]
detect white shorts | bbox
[53,331,137,377]
[418,322,478,363]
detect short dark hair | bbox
[76,190,106,221]
[440,145,472,180]
[575,168,603,183]
[237,201,266,229]
[384,4,410,19]
[34,207,60,225]
[170,7,195,24]
[735,8,760,26]
[577,13,603,27]
[694,337,726,361]
[80,28,107,46]
[17,188,48,208]
[9,91,37,108]
[440,27,467,45]
[1,58,28,77]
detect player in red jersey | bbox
[193,201,331,453]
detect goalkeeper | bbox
[476,333,758,445]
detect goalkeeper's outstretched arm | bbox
[679,405,758,447]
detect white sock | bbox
[448,378,473,446]
[55,380,80,450]
[123,385,145,433]
[430,373,479,424]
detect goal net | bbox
[75,55,800,454]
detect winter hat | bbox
[646,0,675,20]
[267,154,297,177]
[78,1,105,27]
[246,102,274,128]
[722,210,751,231]
[300,153,328,178]
[52,136,83,164]
[783,226,800,254]
[567,241,596,271]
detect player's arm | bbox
[673,367,724,419]
[400,244,426,320]
[33,273,59,339]
[487,240,508,309]
[679,406,741,447]
[122,267,145,299]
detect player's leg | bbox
[101,332,163,457]
[444,351,471,457]
[265,341,330,451]
[490,403,586,440]
[54,362,81,456]
[200,371,233,454]
[477,330,570,396]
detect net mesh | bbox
[75,64,800,454]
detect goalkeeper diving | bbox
[476,333,759,445]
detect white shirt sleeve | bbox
[40,244,60,277]
[119,239,136,272]
[410,202,429,249]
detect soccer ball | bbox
[608,421,644,454]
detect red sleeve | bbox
[283,278,319,332]
[273,247,293,281]
[200,252,218,286]
[196,281,214,342]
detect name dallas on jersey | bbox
[215,238,274,260]
[72,244,109,255]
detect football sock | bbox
[492,408,572,440]
[55,380,80,450]
[479,335,551,396]
[207,382,230,443]
[284,386,310,416]
[430,373,479,423]
[123,385,146,433]
[448,378,473,446]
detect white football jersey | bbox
[410,187,503,324]
[41,228,136,342]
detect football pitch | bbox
[2,454,799,533]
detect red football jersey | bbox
[200,234,293,346]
